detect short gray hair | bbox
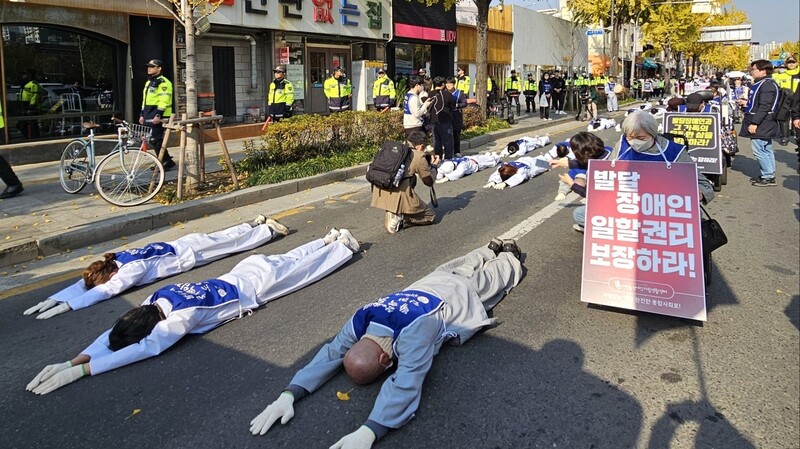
[621,110,659,138]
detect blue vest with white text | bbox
[115,242,176,265]
[403,92,414,115]
[151,279,240,312]
[506,161,530,170]
[618,139,685,163]
[351,290,444,341]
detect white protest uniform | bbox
[436,153,500,182]
[81,239,354,375]
[587,118,617,132]
[499,135,551,157]
[487,156,550,188]
[49,224,275,311]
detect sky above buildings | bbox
[508,0,798,44]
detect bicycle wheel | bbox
[59,140,90,194]
[94,148,164,206]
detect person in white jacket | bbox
[25,229,361,395]
[23,216,289,320]
[435,152,500,183]
[482,156,552,190]
[402,76,433,137]
[499,135,551,157]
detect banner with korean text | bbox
[581,160,707,321]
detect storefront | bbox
[0,1,173,148]
[387,1,456,79]
[209,0,391,115]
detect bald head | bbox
[343,338,392,385]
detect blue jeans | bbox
[574,205,586,228]
[750,138,775,178]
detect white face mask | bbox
[779,68,786,73]
[628,138,654,151]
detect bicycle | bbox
[58,119,165,206]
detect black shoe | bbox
[163,159,176,171]
[751,177,776,186]
[0,184,23,199]
[779,138,789,146]
[749,176,762,183]
[487,238,503,256]
[501,239,521,260]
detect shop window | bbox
[2,25,120,143]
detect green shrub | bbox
[461,117,511,140]
[462,105,486,129]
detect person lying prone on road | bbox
[25,229,360,395]
[249,242,522,449]
[435,152,500,183]
[23,217,289,320]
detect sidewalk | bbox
[0,110,602,267]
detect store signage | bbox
[393,0,455,44]
[586,29,604,36]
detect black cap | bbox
[787,58,797,63]
[273,65,286,73]
[145,59,164,68]
[378,68,385,74]
[685,92,704,108]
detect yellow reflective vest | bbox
[141,75,173,118]
[324,76,352,111]
[267,78,295,106]
[21,80,43,108]
[523,79,537,93]
[505,76,521,92]
[373,75,396,107]
[456,75,470,96]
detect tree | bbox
[151,0,223,191]
[567,0,641,76]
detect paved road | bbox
[1,123,798,449]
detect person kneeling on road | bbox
[25,229,360,395]
[249,243,523,448]
[370,130,440,234]
[23,217,290,320]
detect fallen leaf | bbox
[124,409,141,420]
[4,236,9,240]
[396,274,404,278]
[336,389,354,401]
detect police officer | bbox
[456,66,471,97]
[372,69,396,112]
[267,65,294,122]
[773,57,800,145]
[139,59,175,171]
[18,69,43,139]
[324,66,352,113]
[523,72,537,113]
[505,69,521,115]
[0,98,24,198]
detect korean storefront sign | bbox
[580,160,707,321]
[213,0,390,40]
[662,112,723,175]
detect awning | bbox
[643,58,659,69]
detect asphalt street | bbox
[1,122,798,449]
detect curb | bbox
[0,114,584,268]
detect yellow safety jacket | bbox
[456,75,470,96]
[774,68,800,92]
[324,76,352,111]
[21,80,43,108]
[505,76,521,92]
[372,75,396,108]
[0,101,4,129]
[523,79,537,93]
[268,78,295,106]
[141,75,173,119]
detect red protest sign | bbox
[580,160,707,321]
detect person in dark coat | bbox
[738,59,782,186]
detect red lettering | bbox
[313,6,334,24]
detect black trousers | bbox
[433,121,454,160]
[0,155,22,188]
[524,93,537,112]
[149,122,172,162]
[553,91,564,111]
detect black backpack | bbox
[775,87,793,121]
[366,141,410,189]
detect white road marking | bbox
[498,193,580,241]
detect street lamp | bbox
[629,0,714,89]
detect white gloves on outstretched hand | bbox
[330,426,376,449]
[493,182,508,190]
[250,392,295,435]
[36,303,71,320]
[26,361,72,391]
[482,181,496,189]
[30,364,85,395]
[435,177,449,184]
[23,299,57,316]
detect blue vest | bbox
[607,82,616,91]
[745,78,779,114]
[403,92,414,115]
[449,156,469,166]
[351,290,444,341]
[506,161,530,170]
[152,279,240,312]
[618,139,685,163]
[733,86,745,99]
[115,242,176,265]
[541,82,552,93]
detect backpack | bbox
[775,87,792,121]
[366,141,410,189]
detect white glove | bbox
[36,303,72,320]
[26,361,72,391]
[482,181,496,189]
[31,364,85,395]
[250,392,295,435]
[23,298,57,316]
[493,182,507,190]
[435,177,449,184]
[329,426,376,449]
